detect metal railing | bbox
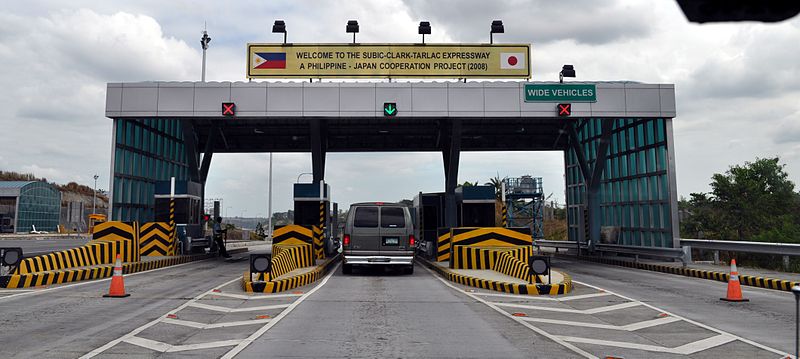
[536,238,800,270]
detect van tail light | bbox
[343,234,350,246]
[409,234,415,247]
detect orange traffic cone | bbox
[720,259,748,302]
[104,254,130,298]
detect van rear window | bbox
[353,207,378,227]
[381,207,405,228]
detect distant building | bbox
[0,181,61,233]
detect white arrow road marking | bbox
[162,317,271,329]
[555,333,736,355]
[123,336,243,353]
[521,316,681,331]
[186,302,290,313]
[209,292,302,300]
[493,300,640,314]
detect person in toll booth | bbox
[213,217,231,258]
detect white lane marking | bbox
[422,265,598,359]
[220,263,340,359]
[124,336,242,353]
[493,300,640,314]
[572,280,790,357]
[470,291,612,302]
[522,316,681,331]
[79,276,242,358]
[186,302,290,313]
[162,318,271,329]
[555,333,736,355]
[0,260,204,302]
[556,292,614,301]
[209,292,302,300]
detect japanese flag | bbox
[500,53,525,69]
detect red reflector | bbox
[409,235,415,247]
[343,234,350,246]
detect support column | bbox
[568,119,612,250]
[443,119,462,228]
[181,119,200,183]
[310,119,327,183]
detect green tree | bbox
[485,175,508,200]
[680,157,800,243]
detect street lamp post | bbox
[92,174,99,215]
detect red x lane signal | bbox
[557,103,571,117]
[222,102,236,116]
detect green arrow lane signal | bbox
[383,102,397,117]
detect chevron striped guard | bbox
[313,225,325,260]
[450,227,532,248]
[436,228,452,262]
[139,222,176,256]
[273,225,314,246]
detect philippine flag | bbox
[500,53,525,70]
[253,52,286,69]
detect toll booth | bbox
[413,192,446,259]
[154,180,204,252]
[293,182,333,255]
[456,185,496,227]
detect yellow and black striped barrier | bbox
[574,255,800,293]
[0,253,215,289]
[273,225,314,246]
[14,221,139,275]
[501,205,508,227]
[139,222,176,256]
[436,228,452,262]
[418,256,572,295]
[243,254,340,293]
[313,225,325,260]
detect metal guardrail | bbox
[536,238,800,270]
[680,238,800,256]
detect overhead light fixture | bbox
[272,20,287,44]
[418,21,431,44]
[490,20,504,44]
[346,20,359,44]
[559,64,575,83]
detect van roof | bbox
[349,202,406,207]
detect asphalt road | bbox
[0,256,792,358]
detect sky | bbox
[0,1,798,218]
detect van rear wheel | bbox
[342,263,352,274]
[404,265,414,275]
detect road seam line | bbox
[220,263,340,359]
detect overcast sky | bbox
[0,1,798,217]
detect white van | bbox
[342,202,415,274]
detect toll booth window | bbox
[381,207,405,228]
[354,207,378,228]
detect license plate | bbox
[383,237,399,246]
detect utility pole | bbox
[200,24,211,82]
[92,174,99,215]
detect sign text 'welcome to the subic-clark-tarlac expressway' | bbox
[247,44,530,78]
